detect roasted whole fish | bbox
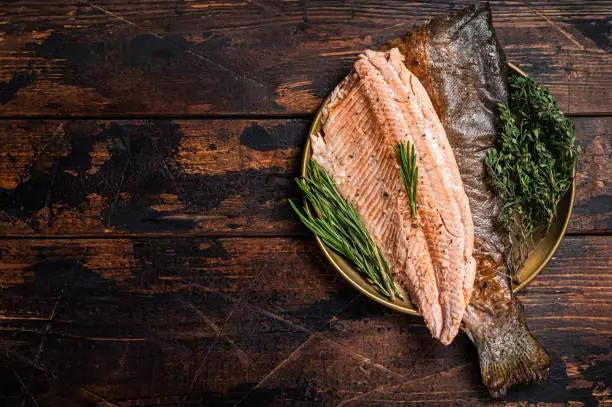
[311,48,476,345]
[383,4,551,398]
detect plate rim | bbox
[300,62,576,316]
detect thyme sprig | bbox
[290,161,402,300]
[395,141,419,218]
[486,75,581,266]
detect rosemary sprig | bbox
[394,141,419,218]
[485,75,581,268]
[290,160,402,300]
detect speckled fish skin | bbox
[383,4,551,398]
[311,48,476,345]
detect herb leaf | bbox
[485,75,581,267]
[394,141,419,218]
[290,160,402,300]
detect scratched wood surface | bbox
[0,1,611,116]
[0,118,609,236]
[0,0,611,406]
[0,237,610,406]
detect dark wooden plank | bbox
[0,236,610,405]
[0,237,349,406]
[0,349,115,407]
[321,237,612,406]
[0,119,307,236]
[0,117,609,236]
[0,0,610,116]
[238,334,409,406]
[572,117,612,233]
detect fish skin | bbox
[312,49,475,345]
[383,4,551,398]
[463,256,551,399]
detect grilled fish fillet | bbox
[383,4,551,398]
[311,48,476,345]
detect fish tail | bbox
[463,299,551,399]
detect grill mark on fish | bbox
[353,56,448,325]
[312,49,475,344]
[315,68,445,335]
[369,49,476,339]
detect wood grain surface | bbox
[0,119,307,236]
[0,1,610,116]
[0,1,610,406]
[0,236,610,406]
[0,117,609,236]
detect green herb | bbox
[486,75,580,264]
[290,161,402,300]
[394,141,419,218]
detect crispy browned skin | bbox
[383,4,551,398]
[463,254,551,398]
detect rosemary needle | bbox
[290,160,401,300]
[394,141,419,218]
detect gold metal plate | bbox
[300,63,576,316]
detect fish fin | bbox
[464,299,551,399]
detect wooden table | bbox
[0,1,610,406]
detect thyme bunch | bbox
[486,75,580,263]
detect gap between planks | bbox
[0,114,316,121]
[0,231,609,240]
[0,233,311,240]
[0,112,608,121]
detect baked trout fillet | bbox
[311,48,476,345]
[384,4,551,398]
